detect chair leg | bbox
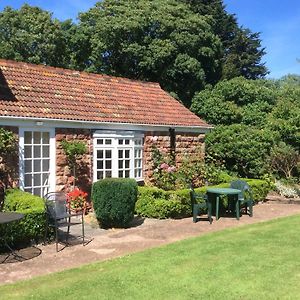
[216,196,220,220]
[55,227,59,252]
[235,200,240,220]
[249,202,253,217]
[207,202,212,224]
[82,214,85,245]
[193,206,198,223]
[43,218,48,245]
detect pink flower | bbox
[160,163,169,170]
[150,136,158,142]
[167,166,176,173]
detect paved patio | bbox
[1,202,300,286]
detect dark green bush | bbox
[92,178,138,228]
[0,189,46,247]
[136,179,272,219]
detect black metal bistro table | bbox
[0,212,24,263]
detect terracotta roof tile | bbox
[0,59,210,128]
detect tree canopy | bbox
[0,4,68,67]
[0,1,268,106]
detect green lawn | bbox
[2,215,300,300]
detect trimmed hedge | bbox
[0,189,46,248]
[92,178,138,228]
[136,179,271,219]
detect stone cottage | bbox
[0,59,212,197]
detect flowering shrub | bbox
[274,181,300,198]
[67,188,88,212]
[151,145,229,190]
[152,146,177,190]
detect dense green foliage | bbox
[192,75,300,179]
[0,2,267,107]
[0,189,46,248]
[136,179,271,219]
[191,77,276,127]
[2,216,300,299]
[79,0,222,106]
[92,178,138,228]
[205,124,277,177]
[0,5,68,67]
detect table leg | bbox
[216,195,220,220]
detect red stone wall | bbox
[55,128,92,194]
[143,131,205,185]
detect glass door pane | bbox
[23,130,51,197]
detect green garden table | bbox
[206,188,241,221]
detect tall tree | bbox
[0,4,68,67]
[181,0,268,79]
[79,0,223,106]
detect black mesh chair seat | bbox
[44,192,85,252]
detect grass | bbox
[1,215,300,299]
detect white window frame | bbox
[93,131,144,182]
[19,127,56,196]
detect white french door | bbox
[19,128,55,197]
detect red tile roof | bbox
[0,59,210,128]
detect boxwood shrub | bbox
[0,189,46,248]
[135,179,272,219]
[92,178,138,228]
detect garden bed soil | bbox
[1,202,300,285]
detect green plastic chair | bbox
[230,180,254,220]
[190,185,212,224]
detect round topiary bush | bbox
[92,178,138,228]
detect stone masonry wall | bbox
[55,128,92,194]
[143,131,205,185]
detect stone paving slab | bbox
[1,202,300,285]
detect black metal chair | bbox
[190,185,212,224]
[230,180,254,220]
[44,192,85,252]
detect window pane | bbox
[33,132,41,144]
[105,160,112,169]
[125,160,130,168]
[34,146,41,158]
[34,160,41,172]
[24,187,32,194]
[125,170,130,178]
[42,173,49,185]
[119,171,123,177]
[105,139,112,145]
[118,150,123,159]
[42,160,50,172]
[97,150,103,159]
[25,174,32,186]
[125,139,130,145]
[118,139,123,145]
[42,132,50,144]
[34,174,41,186]
[42,146,50,157]
[97,171,103,180]
[97,160,103,169]
[33,188,41,196]
[24,146,32,158]
[118,160,123,169]
[97,139,103,145]
[106,150,112,159]
[25,160,32,173]
[24,132,32,144]
[125,150,130,158]
[106,171,112,178]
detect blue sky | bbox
[0,0,299,79]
